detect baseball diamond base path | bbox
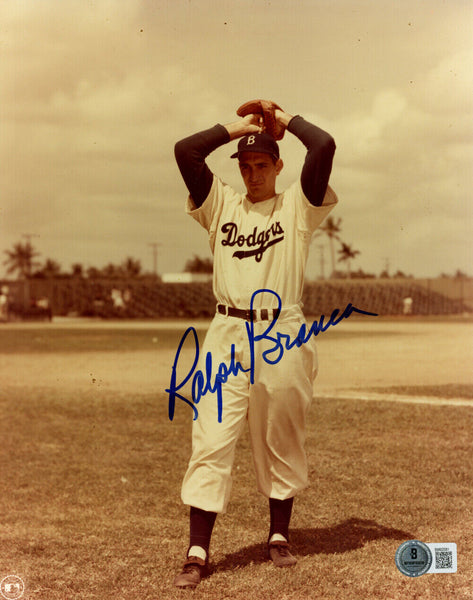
[0,318,471,404]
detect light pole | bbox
[148,242,162,277]
[317,244,325,280]
[21,232,40,308]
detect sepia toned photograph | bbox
[1,1,472,598]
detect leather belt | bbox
[217,304,281,321]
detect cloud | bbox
[1,1,471,279]
[309,47,473,277]
[418,49,473,116]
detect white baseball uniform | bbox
[180,174,338,513]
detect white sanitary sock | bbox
[269,533,288,544]
[188,545,207,561]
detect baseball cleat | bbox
[174,556,209,588]
[268,541,297,567]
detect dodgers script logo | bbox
[221,221,284,262]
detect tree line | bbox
[2,241,148,280]
[3,220,469,281]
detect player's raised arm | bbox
[174,125,228,208]
[174,115,262,208]
[275,109,336,207]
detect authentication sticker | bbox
[425,543,457,573]
[395,540,433,577]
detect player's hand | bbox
[274,109,293,130]
[224,114,263,140]
[241,113,264,132]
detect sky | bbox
[1,0,472,280]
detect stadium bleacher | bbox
[1,277,467,320]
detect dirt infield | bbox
[1,317,472,401]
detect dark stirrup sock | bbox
[268,497,294,542]
[188,506,217,557]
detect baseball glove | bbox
[236,99,285,140]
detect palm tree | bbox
[122,257,142,278]
[101,263,120,279]
[184,254,213,273]
[313,216,343,276]
[3,241,41,279]
[86,266,101,279]
[71,263,84,278]
[337,242,360,278]
[37,258,62,278]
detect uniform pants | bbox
[181,305,318,514]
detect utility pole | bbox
[21,233,40,308]
[148,243,162,277]
[383,257,390,278]
[317,244,325,280]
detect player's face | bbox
[238,152,283,203]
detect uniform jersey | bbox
[187,176,338,309]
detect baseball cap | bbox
[230,132,280,160]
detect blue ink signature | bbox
[166,289,377,423]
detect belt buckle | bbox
[245,309,254,321]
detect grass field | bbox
[1,318,472,599]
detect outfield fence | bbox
[1,277,471,320]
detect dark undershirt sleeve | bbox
[174,116,335,208]
[174,124,230,208]
[287,116,336,207]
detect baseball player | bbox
[173,101,337,588]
